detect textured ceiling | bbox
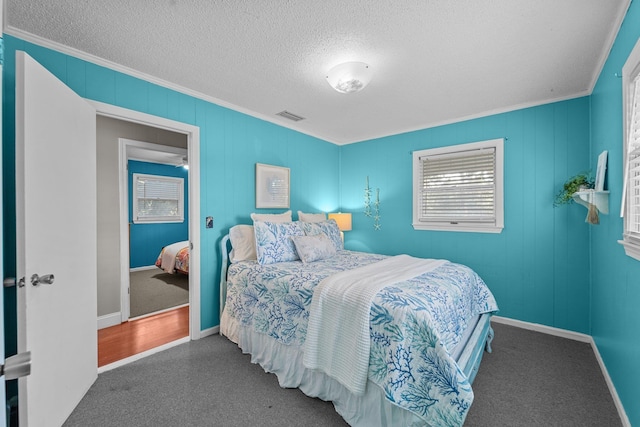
[5,0,630,144]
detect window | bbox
[620,38,640,260]
[412,138,504,233]
[133,173,184,224]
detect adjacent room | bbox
[95,116,192,367]
[2,1,639,426]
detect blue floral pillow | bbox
[300,219,343,251]
[291,234,337,263]
[254,221,305,264]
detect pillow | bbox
[254,221,305,264]
[228,225,256,263]
[250,210,292,223]
[291,234,336,263]
[300,219,343,251]
[297,211,327,223]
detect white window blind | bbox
[619,37,640,261]
[420,148,496,223]
[133,173,184,223]
[626,75,640,237]
[413,138,503,233]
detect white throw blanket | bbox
[160,241,189,274]
[303,254,447,395]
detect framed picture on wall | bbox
[256,163,290,208]
[595,150,608,191]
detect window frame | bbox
[619,37,640,261]
[412,138,504,233]
[132,173,185,224]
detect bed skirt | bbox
[221,311,432,427]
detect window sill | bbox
[618,239,640,261]
[413,223,504,233]
[133,219,185,224]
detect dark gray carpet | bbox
[64,333,345,427]
[129,269,189,318]
[63,322,622,427]
[465,323,622,426]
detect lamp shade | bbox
[325,62,372,94]
[328,212,352,231]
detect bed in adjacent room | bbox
[219,212,498,427]
[155,240,190,275]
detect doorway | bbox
[92,102,201,369]
[120,137,189,321]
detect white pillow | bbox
[300,220,343,251]
[291,234,336,263]
[228,225,256,263]
[250,210,292,223]
[297,211,327,223]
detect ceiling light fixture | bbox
[325,62,373,94]
[174,155,188,169]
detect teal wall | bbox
[589,1,640,425]
[128,160,189,268]
[1,35,340,339]
[340,98,592,334]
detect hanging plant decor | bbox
[553,172,594,207]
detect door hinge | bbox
[3,277,25,288]
[1,352,31,380]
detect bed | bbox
[155,240,190,274]
[219,217,498,427]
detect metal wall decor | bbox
[364,176,381,230]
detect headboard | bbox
[219,234,231,323]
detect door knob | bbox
[30,273,55,286]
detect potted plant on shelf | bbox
[554,172,595,207]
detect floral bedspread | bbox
[155,245,189,274]
[224,250,498,426]
[174,247,189,274]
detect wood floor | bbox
[98,305,189,367]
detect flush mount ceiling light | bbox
[172,155,188,169]
[325,62,373,94]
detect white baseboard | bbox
[199,325,219,338]
[589,338,632,427]
[97,312,122,330]
[491,316,591,342]
[130,265,158,272]
[492,316,630,427]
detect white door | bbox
[15,51,97,426]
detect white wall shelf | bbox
[572,190,609,214]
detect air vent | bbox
[276,110,306,122]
